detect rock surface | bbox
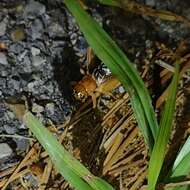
[0,143,13,161]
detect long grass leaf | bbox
[172,136,190,171]
[168,152,190,190]
[64,0,158,149]
[24,112,114,190]
[147,63,180,190]
[166,136,190,190]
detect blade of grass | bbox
[147,63,180,190]
[172,136,190,171]
[24,112,114,190]
[64,0,158,150]
[165,136,190,190]
[166,152,190,190]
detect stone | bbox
[18,50,28,62]
[9,43,25,55]
[31,47,40,56]
[30,19,44,40]
[11,28,26,42]
[0,18,7,36]
[32,56,46,67]
[0,53,8,65]
[23,0,45,19]
[45,103,55,115]
[118,86,125,93]
[32,103,44,113]
[4,124,18,134]
[48,22,67,38]
[0,143,13,161]
[15,139,29,151]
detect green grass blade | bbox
[129,90,154,148]
[147,63,180,190]
[167,152,190,190]
[64,0,158,149]
[165,136,190,190]
[172,136,190,171]
[24,112,114,190]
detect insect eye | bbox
[78,92,84,98]
[73,90,85,101]
[79,92,88,102]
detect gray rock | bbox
[32,56,46,67]
[0,53,8,65]
[0,143,13,161]
[48,22,67,38]
[9,43,25,55]
[31,47,40,56]
[18,56,33,74]
[27,80,44,93]
[23,0,45,19]
[45,103,55,115]
[44,100,70,124]
[118,86,125,94]
[4,124,18,134]
[11,28,26,42]
[18,50,28,62]
[0,18,7,36]
[6,111,15,120]
[15,139,29,152]
[0,78,6,96]
[1,70,9,77]
[32,103,44,113]
[30,19,44,40]
[7,78,21,92]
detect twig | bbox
[0,134,35,141]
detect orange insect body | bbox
[73,74,97,103]
[0,42,7,51]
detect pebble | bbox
[0,18,7,36]
[23,0,46,19]
[45,103,55,115]
[32,56,46,67]
[18,50,28,62]
[48,22,67,38]
[0,143,13,161]
[0,53,8,65]
[11,28,26,42]
[7,78,21,92]
[9,43,25,55]
[118,86,125,94]
[20,56,33,73]
[32,103,44,113]
[31,47,40,56]
[15,139,29,151]
[4,123,18,134]
[30,18,44,40]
